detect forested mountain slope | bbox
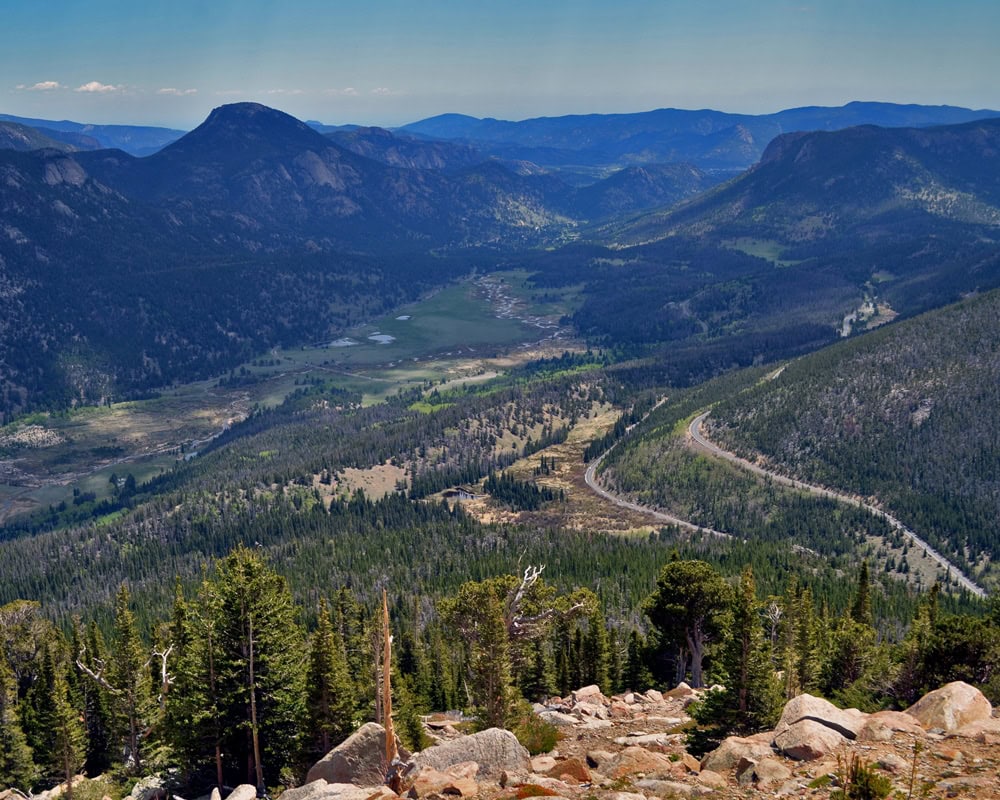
[0,112,183,155]
[0,121,77,152]
[517,119,1000,380]
[703,289,1000,584]
[0,103,723,418]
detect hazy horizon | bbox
[3,1,999,129]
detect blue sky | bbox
[3,0,999,128]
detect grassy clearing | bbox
[723,237,801,267]
[457,401,663,535]
[0,275,582,522]
[315,282,533,367]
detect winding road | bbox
[582,399,729,539]
[688,412,987,598]
[581,400,987,598]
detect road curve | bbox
[583,400,729,539]
[688,412,987,598]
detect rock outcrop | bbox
[280,680,1000,800]
[700,735,775,773]
[857,710,926,742]
[408,727,530,779]
[281,780,398,800]
[773,719,847,761]
[307,722,408,787]
[906,681,993,732]
[775,693,866,739]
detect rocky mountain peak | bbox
[158,102,332,161]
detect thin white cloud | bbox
[157,87,197,96]
[265,88,305,95]
[75,81,120,93]
[371,87,393,96]
[16,80,63,91]
[324,87,359,97]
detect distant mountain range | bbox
[400,101,1000,171]
[0,112,185,155]
[0,103,719,416]
[4,100,999,169]
[0,120,79,152]
[2,102,1000,418]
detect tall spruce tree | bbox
[47,667,86,797]
[726,567,782,730]
[624,629,653,692]
[520,638,555,702]
[21,640,58,781]
[0,649,36,792]
[77,622,114,777]
[108,585,153,772]
[213,547,303,791]
[794,587,820,694]
[850,560,873,627]
[780,578,801,699]
[581,604,611,693]
[164,579,228,790]
[304,602,355,762]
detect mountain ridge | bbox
[401,101,1000,171]
[3,104,1000,418]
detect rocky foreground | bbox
[294,681,1000,800]
[11,681,998,800]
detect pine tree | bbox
[48,668,86,798]
[424,624,458,712]
[520,639,555,702]
[893,602,933,705]
[624,629,653,692]
[441,581,515,728]
[551,617,574,696]
[689,567,781,756]
[0,649,36,792]
[165,579,227,789]
[850,560,873,627]
[398,609,433,712]
[570,626,585,691]
[214,547,304,790]
[333,588,375,720]
[21,640,58,780]
[77,621,114,777]
[108,585,153,772]
[581,605,610,693]
[780,578,801,699]
[794,588,820,694]
[645,560,733,688]
[723,566,782,731]
[822,616,878,697]
[608,626,625,695]
[304,602,355,762]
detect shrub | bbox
[511,703,561,755]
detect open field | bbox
[723,237,802,267]
[0,275,584,523]
[456,401,664,536]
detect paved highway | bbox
[688,412,986,598]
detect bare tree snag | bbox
[382,589,402,792]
